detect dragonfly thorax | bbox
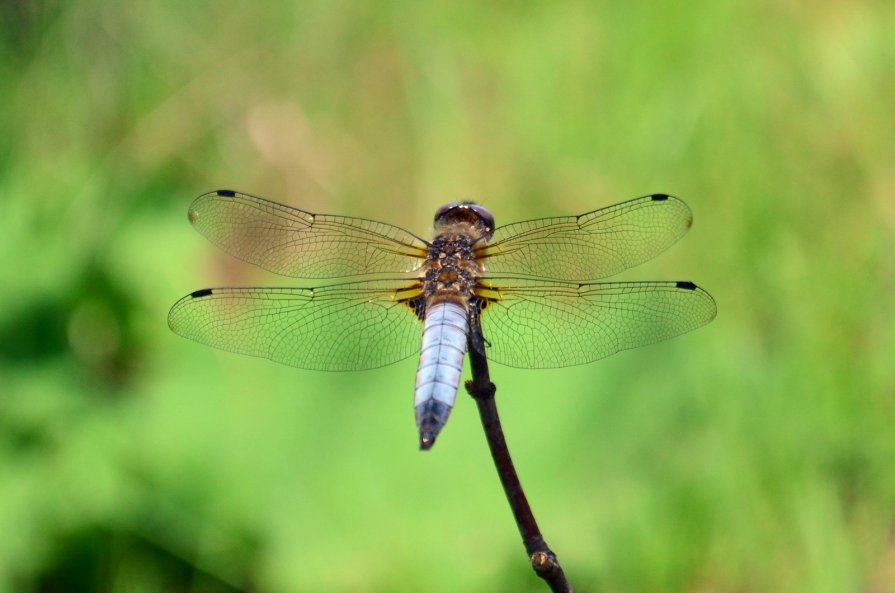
[423,233,483,308]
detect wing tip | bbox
[650,193,693,231]
[167,288,214,332]
[188,190,239,224]
[674,281,718,321]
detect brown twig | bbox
[465,317,574,593]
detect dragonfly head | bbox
[434,201,495,240]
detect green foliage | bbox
[1,1,894,591]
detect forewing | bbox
[168,280,424,371]
[480,194,693,281]
[188,190,429,279]
[477,279,716,368]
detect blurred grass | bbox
[1,1,894,592]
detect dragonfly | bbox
[168,190,716,449]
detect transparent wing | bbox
[187,190,429,279]
[477,279,716,369]
[480,194,693,281]
[167,280,425,371]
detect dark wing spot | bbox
[190,288,214,298]
[215,189,237,198]
[651,193,670,201]
[403,296,427,322]
[675,281,697,290]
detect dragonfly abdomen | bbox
[414,301,468,450]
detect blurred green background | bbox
[2,1,894,592]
